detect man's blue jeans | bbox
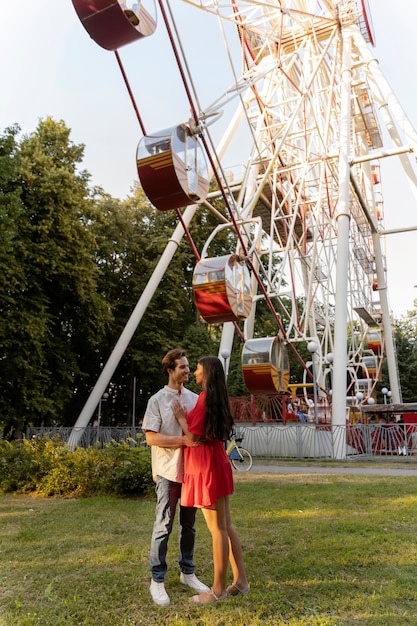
[150,476,197,582]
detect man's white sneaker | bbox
[150,580,170,607]
[180,572,210,593]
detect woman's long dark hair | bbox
[199,356,234,441]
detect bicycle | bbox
[226,433,253,471]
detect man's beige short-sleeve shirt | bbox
[142,386,198,482]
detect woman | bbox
[173,356,249,604]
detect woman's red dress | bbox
[181,391,234,508]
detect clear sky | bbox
[1,0,416,319]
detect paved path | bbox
[251,464,417,476]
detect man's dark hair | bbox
[162,349,187,376]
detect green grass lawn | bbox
[1,469,417,625]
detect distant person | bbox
[397,416,407,455]
[306,397,315,422]
[286,395,296,417]
[173,356,249,604]
[124,8,139,25]
[294,398,308,422]
[388,416,406,454]
[142,349,209,607]
[372,416,388,453]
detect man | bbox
[142,349,209,607]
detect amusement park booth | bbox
[360,402,417,455]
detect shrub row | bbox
[0,436,153,497]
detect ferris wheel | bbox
[69,0,417,450]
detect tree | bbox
[0,119,111,435]
[391,314,417,403]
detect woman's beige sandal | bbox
[189,588,228,604]
[226,583,250,596]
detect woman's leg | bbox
[224,496,249,592]
[198,497,229,601]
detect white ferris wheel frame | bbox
[69,0,417,456]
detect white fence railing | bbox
[26,423,417,460]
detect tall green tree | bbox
[0,119,111,435]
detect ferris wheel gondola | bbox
[72,0,156,51]
[242,337,290,396]
[193,254,252,324]
[367,328,382,354]
[362,355,380,381]
[136,124,210,211]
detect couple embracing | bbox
[142,348,249,606]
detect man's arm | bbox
[144,430,198,447]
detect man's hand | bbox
[183,435,201,447]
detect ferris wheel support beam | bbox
[331,28,353,459]
[372,231,401,403]
[350,168,401,403]
[68,88,254,444]
[352,30,417,203]
[68,204,199,450]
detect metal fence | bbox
[26,422,417,460]
[27,426,146,448]
[234,422,415,459]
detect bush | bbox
[0,436,153,497]
[0,439,32,492]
